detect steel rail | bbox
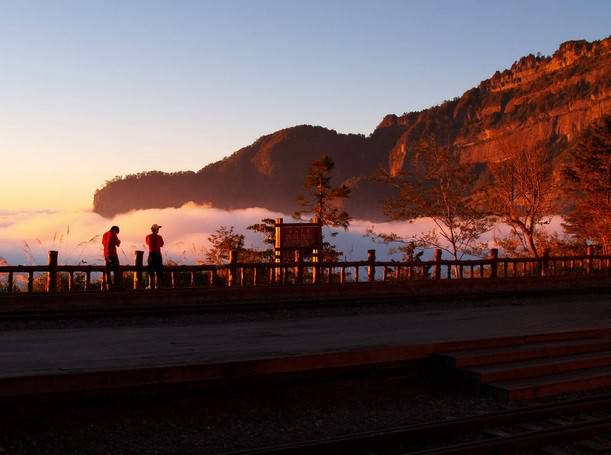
[220,394,611,455]
[409,417,611,455]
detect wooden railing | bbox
[0,247,609,294]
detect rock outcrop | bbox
[93,37,610,219]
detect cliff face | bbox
[384,38,610,175]
[93,37,610,219]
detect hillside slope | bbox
[93,37,610,219]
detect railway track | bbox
[222,393,611,455]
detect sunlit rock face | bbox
[386,37,610,170]
[94,37,610,221]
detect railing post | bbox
[7,272,13,294]
[541,248,550,277]
[586,245,594,275]
[367,249,376,282]
[134,250,144,289]
[228,249,238,287]
[433,248,442,280]
[47,250,58,292]
[269,265,275,285]
[294,250,303,284]
[312,248,320,284]
[209,268,216,286]
[274,249,283,285]
[490,248,499,279]
[274,218,283,284]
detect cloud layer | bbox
[0,204,565,266]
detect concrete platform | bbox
[1,292,610,397]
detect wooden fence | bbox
[0,247,609,294]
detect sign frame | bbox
[274,218,323,259]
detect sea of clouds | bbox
[0,203,565,266]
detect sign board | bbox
[275,220,322,251]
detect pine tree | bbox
[246,218,276,261]
[294,155,351,229]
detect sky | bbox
[1,0,609,210]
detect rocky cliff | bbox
[93,37,610,219]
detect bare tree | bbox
[486,147,557,257]
[381,136,490,266]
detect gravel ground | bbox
[1,373,610,455]
[0,373,510,455]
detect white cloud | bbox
[0,205,282,265]
[0,204,566,265]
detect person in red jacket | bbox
[146,224,165,289]
[102,225,122,290]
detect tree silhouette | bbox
[246,218,276,261]
[247,218,275,248]
[294,155,351,230]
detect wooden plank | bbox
[466,350,611,383]
[438,338,611,368]
[491,365,611,400]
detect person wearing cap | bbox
[102,225,122,290]
[146,224,165,289]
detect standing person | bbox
[146,224,164,289]
[102,225,122,290]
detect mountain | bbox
[93,37,610,219]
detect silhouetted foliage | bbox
[246,218,276,262]
[247,218,275,248]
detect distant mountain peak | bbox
[94,36,610,220]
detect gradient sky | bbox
[1,0,609,210]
